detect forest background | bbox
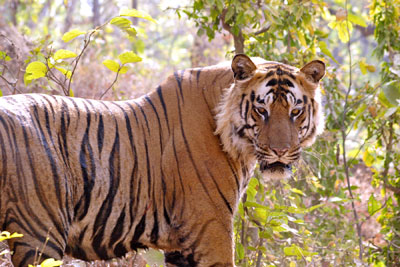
[0,0,399,266]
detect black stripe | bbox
[265,71,275,79]
[97,114,104,153]
[75,103,96,221]
[130,214,147,250]
[92,123,121,259]
[174,70,185,102]
[266,79,277,87]
[150,210,159,244]
[206,168,233,214]
[145,95,163,149]
[109,207,126,250]
[156,86,170,134]
[136,103,150,134]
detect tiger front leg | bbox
[7,229,65,267]
[165,220,235,267]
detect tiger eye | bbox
[256,107,266,114]
[291,108,301,116]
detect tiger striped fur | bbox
[0,54,324,267]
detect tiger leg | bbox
[6,223,66,267]
[165,251,196,267]
[165,249,234,267]
[165,220,235,267]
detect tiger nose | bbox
[271,147,289,156]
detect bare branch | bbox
[99,67,121,100]
[252,23,271,36]
[220,8,244,54]
[341,1,364,260]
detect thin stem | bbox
[67,20,109,95]
[341,0,364,260]
[99,67,121,99]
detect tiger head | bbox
[215,54,325,181]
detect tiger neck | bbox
[214,82,258,193]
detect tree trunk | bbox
[63,0,78,33]
[10,0,19,26]
[92,0,100,27]
[220,8,244,54]
[131,0,138,25]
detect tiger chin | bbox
[0,54,324,267]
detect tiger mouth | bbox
[259,161,292,172]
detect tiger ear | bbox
[300,60,325,83]
[232,54,257,81]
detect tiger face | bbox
[216,54,325,181]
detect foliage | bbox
[28,258,63,267]
[21,8,152,97]
[0,231,62,266]
[0,231,23,242]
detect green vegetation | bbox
[0,0,399,266]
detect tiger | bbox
[0,54,325,267]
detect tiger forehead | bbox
[251,65,304,102]
[253,64,299,81]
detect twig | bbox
[255,238,264,267]
[380,117,400,194]
[360,198,388,228]
[252,23,271,36]
[341,0,364,260]
[0,75,16,93]
[67,20,109,95]
[99,67,121,99]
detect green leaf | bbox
[103,60,120,73]
[363,148,375,167]
[254,207,267,222]
[348,13,367,27]
[290,188,305,196]
[62,29,85,42]
[236,243,244,260]
[118,51,142,64]
[119,66,129,74]
[39,258,63,267]
[382,81,400,106]
[120,9,156,23]
[53,49,77,61]
[224,6,235,23]
[368,194,381,215]
[0,89,2,97]
[110,17,132,28]
[0,51,11,61]
[318,41,338,64]
[0,231,23,242]
[110,17,137,37]
[55,66,72,79]
[25,61,47,80]
[284,244,317,257]
[307,203,324,212]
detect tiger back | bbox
[0,55,324,267]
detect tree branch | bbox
[381,116,400,194]
[220,8,244,54]
[252,23,271,36]
[341,2,364,260]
